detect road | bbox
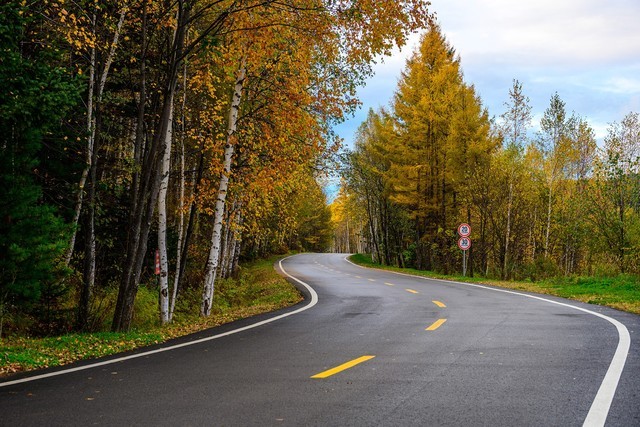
[1,253,639,426]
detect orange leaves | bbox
[174,0,433,252]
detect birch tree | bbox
[498,79,531,278]
[538,92,571,259]
[74,5,128,330]
[113,1,192,331]
[201,60,246,317]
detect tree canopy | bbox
[337,24,640,281]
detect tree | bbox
[537,92,573,259]
[0,2,81,331]
[387,24,477,272]
[496,79,532,278]
[588,112,640,273]
[196,0,430,316]
[345,109,401,265]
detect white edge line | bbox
[344,255,630,427]
[0,255,318,388]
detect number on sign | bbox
[458,223,471,237]
[458,237,471,251]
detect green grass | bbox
[0,256,302,376]
[349,254,640,315]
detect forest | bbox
[333,25,640,284]
[0,0,429,336]
[2,1,638,343]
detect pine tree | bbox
[0,3,81,330]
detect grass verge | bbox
[0,256,302,376]
[349,254,640,315]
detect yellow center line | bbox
[368,278,376,282]
[425,318,447,331]
[311,355,376,379]
[432,300,446,308]
[384,282,395,286]
[405,289,419,294]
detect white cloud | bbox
[333,0,640,149]
[434,0,640,67]
[599,77,640,94]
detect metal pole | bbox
[463,250,467,277]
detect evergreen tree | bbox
[0,3,81,328]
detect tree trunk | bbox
[77,141,97,330]
[112,4,189,332]
[201,61,246,317]
[503,179,513,279]
[174,137,205,299]
[220,203,234,279]
[230,210,243,277]
[544,186,552,258]
[169,62,188,322]
[66,8,126,265]
[157,102,173,324]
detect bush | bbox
[519,256,559,282]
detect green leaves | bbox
[0,1,80,319]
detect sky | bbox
[332,0,640,149]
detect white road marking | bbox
[0,255,318,388]
[344,256,630,427]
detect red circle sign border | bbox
[458,223,471,237]
[458,236,471,251]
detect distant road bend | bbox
[1,253,638,426]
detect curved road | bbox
[1,253,639,426]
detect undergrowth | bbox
[0,256,302,376]
[349,254,640,315]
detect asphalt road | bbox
[1,253,639,426]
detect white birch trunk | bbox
[220,204,233,279]
[227,205,243,277]
[503,179,513,278]
[169,64,187,321]
[544,186,552,258]
[66,8,126,265]
[201,62,246,317]
[66,30,96,266]
[158,97,174,324]
[168,132,184,321]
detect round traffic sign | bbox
[458,236,471,251]
[458,223,471,237]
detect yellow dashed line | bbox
[405,289,419,294]
[432,300,446,308]
[426,319,447,331]
[311,355,375,379]
[384,282,395,286]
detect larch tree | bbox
[388,24,465,271]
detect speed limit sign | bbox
[458,223,471,237]
[458,236,471,251]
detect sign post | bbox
[457,224,471,276]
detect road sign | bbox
[458,236,471,251]
[458,223,471,237]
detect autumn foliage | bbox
[0,0,431,334]
[338,24,640,281]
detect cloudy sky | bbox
[333,0,640,148]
